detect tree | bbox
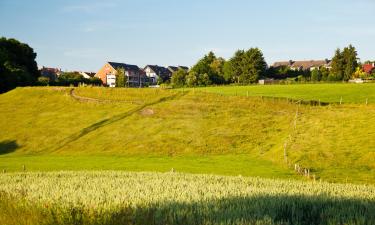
[330,48,344,81]
[320,67,330,81]
[226,48,267,84]
[57,72,84,86]
[223,60,235,83]
[190,51,225,85]
[352,67,367,79]
[115,67,126,87]
[329,45,358,81]
[186,71,198,87]
[0,37,39,93]
[37,76,50,86]
[343,44,358,81]
[239,48,267,83]
[311,68,322,82]
[171,68,187,87]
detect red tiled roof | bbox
[363,64,375,74]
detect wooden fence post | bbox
[340,97,342,105]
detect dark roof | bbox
[108,62,139,71]
[178,66,189,71]
[145,65,171,75]
[167,66,179,72]
[167,66,189,73]
[85,72,96,77]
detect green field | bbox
[0,85,374,184]
[193,83,375,104]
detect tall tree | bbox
[226,48,267,84]
[0,37,39,93]
[330,48,344,81]
[239,48,267,83]
[343,44,358,81]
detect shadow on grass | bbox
[52,92,187,152]
[3,193,374,225]
[0,140,19,155]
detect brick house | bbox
[95,62,147,87]
[144,65,172,85]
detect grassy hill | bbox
[0,85,374,184]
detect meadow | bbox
[0,84,375,224]
[193,83,375,104]
[0,171,374,225]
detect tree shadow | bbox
[102,194,375,225]
[0,140,19,155]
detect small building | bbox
[39,67,62,81]
[95,62,147,87]
[144,65,172,85]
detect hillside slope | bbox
[0,87,374,184]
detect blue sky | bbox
[1,0,374,72]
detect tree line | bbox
[170,48,267,87]
[170,44,373,87]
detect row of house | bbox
[272,59,332,71]
[272,59,375,75]
[95,62,188,87]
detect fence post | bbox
[247,91,249,97]
[366,98,368,105]
[22,165,26,171]
[340,97,342,105]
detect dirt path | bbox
[69,88,144,105]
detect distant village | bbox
[40,59,375,87]
[40,63,189,87]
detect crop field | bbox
[193,83,375,104]
[0,171,375,225]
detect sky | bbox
[1,0,374,72]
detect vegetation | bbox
[195,83,375,104]
[0,85,374,184]
[0,171,374,225]
[171,48,267,87]
[330,45,358,81]
[115,67,127,87]
[0,37,39,93]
